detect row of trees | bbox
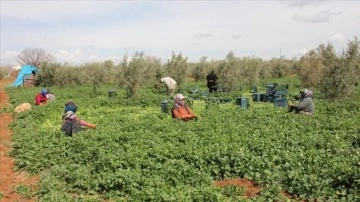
[11,36,360,100]
[37,52,296,97]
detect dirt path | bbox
[0,75,39,202]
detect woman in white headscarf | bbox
[288,89,315,116]
[171,93,197,121]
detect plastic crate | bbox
[262,94,269,102]
[274,98,287,107]
[108,90,116,98]
[252,93,263,102]
[160,100,169,113]
[266,84,277,96]
[274,90,288,98]
[236,97,249,109]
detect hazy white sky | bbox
[1,0,359,66]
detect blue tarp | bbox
[10,65,38,87]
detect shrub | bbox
[191,57,210,82]
[320,37,360,99]
[217,52,242,91]
[0,67,8,79]
[299,50,325,88]
[118,52,161,97]
[165,52,189,86]
[217,52,263,91]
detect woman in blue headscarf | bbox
[34,88,48,106]
[288,89,315,116]
[61,101,96,136]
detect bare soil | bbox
[214,177,261,198]
[214,177,304,201]
[0,75,40,202]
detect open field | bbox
[2,77,359,201]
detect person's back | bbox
[206,71,218,82]
[46,89,56,101]
[160,77,177,95]
[47,93,56,101]
[206,71,218,93]
[161,77,176,87]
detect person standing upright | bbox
[206,70,218,93]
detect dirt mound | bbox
[14,103,32,113]
[214,178,261,198]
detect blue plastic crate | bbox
[274,98,287,107]
[160,100,169,113]
[262,94,269,102]
[252,93,263,102]
[266,84,277,96]
[236,97,249,109]
[274,90,288,98]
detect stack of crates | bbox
[265,84,277,102]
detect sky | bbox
[1,0,359,67]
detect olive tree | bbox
[320,36,360,99]
[298,50,325,88]
[191,57,210,82]
[82,61,115,93]
[37,62,61,86]
[217,52,242,91]
[239,56,263,86]
[165,51,189,86]
[118,52,161,97]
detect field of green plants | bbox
[3,76,360,202]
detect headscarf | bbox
[64,101,77,113]
[301,89,313,98]
[41,88,47,95]
[173,93,185,108]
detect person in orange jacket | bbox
[171,93,198,121]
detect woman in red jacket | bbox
[171,93,198,121]
[34,88,48,106]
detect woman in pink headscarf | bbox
[171,93,197,121]
[288,89,315,116]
